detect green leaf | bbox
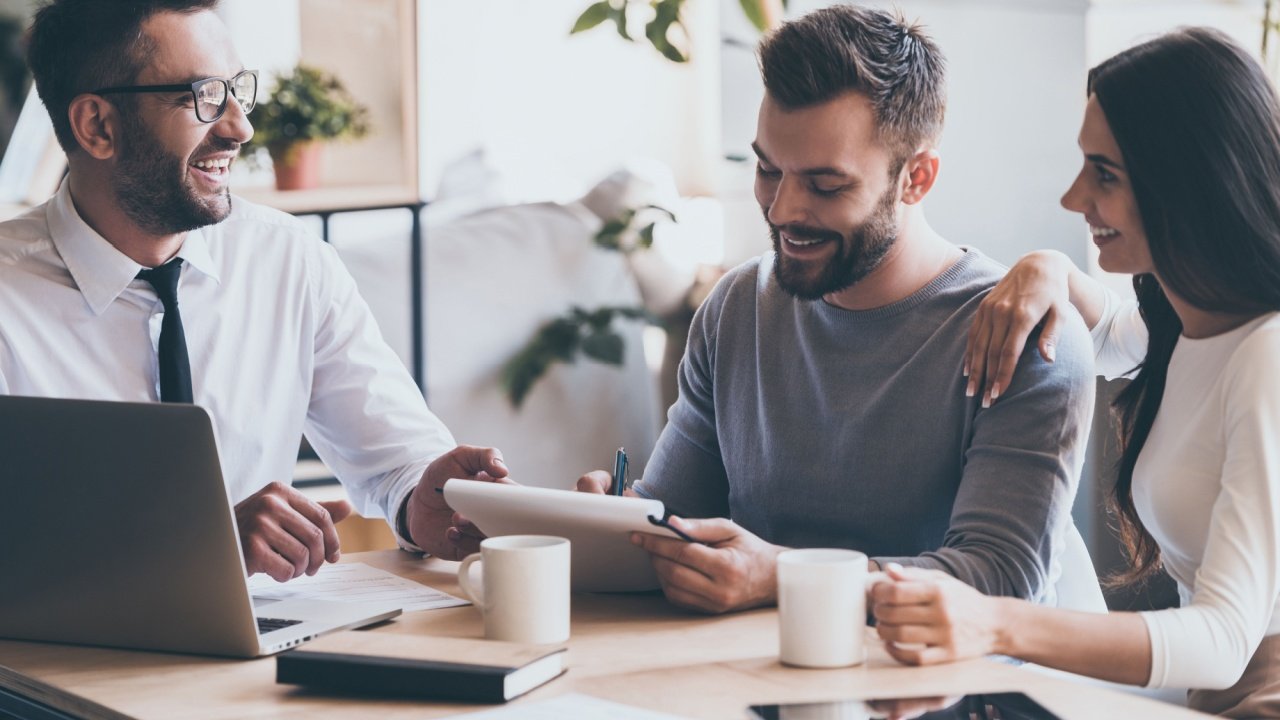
[645,0,688,62]
[541,318,582,361]
[642,203,677,222]
[738,0,768,32]
[571,1,613,34]
[585,307,615,331]
[610,3,632,40]
[637,222,656,250]
[582,331,625,365]
[654,39,688,63]
[501,340,551,408]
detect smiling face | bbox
[111,9,253,235]
[1060,95,1154,275]
[753,91,902,300]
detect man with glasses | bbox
[0,0,499,581]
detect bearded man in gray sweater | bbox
[580,5,1096,615]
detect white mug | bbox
[457,535,570,644]
[776,548,884,668]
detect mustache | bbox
[190,136,241,159]
[770,222,843,244]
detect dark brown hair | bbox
[26,0,220,153]
[757,4,946,166]
[1090,28,1280,585]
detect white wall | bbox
[419,0,722,203]
[217,1,301,80]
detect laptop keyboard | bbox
[257,617,303,634]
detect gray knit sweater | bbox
[634,248,1095,600]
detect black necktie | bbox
[137,259,193,403]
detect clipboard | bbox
[442,480,687,592]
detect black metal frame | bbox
[92,69,259,124]
[298,201,428,394]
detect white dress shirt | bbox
[0,180,455,546]
[1092,294,1280,690]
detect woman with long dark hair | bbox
[872,28,1280,716]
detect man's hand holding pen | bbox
[575,467,786,614]
[632,516,785,614]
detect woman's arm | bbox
[872,565,1152,685]
[966,250,1108,406]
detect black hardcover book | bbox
[276,631,567,703]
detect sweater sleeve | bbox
[1141,326,1280,690]
[875,308,1096,600]
[632,272,731,519]
[1090,290,1148,380]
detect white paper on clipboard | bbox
[442,480,684,592]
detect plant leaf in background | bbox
[611,2,632,40]
[582,331,625,365]
[572,0,785,63]
[501,306,658,408]
[645,0,689,63]
[570,0,685,61]
[503,200,676,408]
[738,0,768,32]
[593,203,675,253]
[571,0,613,33]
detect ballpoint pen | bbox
[612,447,628,496]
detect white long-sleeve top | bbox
[1091,291,1280,690]
[0,180,456,546]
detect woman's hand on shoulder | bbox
[965,250,1074,407]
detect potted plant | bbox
[245,64,370,191]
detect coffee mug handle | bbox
[865,570,888,590]
[457,553,485,605]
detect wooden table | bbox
[0,550,1209,719]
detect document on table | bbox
[442,693,691,719]
[248,562,469,612]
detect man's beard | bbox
[768,186,899,300]
[114,113,237,236]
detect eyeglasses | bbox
[92,69,258,123]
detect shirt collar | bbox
[47,178,222,316]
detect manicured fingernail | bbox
[1045,344,1056,362]
[981,393,991,409]
[990,384,1001,401]
[965,379,975,397]
[962,362,970,377]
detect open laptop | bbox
[0,395,402,658]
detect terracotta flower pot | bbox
[269,142,324,191]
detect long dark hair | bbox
[1090,28,1280,585]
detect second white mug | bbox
[457,535,570,644]
[776,548,884,668]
